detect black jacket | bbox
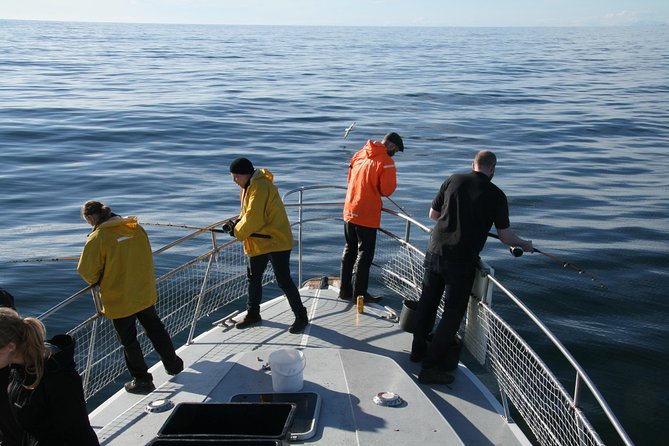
[7,334,99,446]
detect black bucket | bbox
[399,299,418,333]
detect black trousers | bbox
[412,251,476,370]
[112,305,180,380]
[340,221,377,297]
[247,249,305,315]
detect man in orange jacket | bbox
[339,132,404,303]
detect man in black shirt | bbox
[411,150,533,384]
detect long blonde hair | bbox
[0,307,48,389]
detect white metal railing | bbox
[282,185,633,446]
[29,185,633,446]
[479,274,634,446]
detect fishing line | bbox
[7,257,79,263]
[487,232,607,289]
[5,221,260,263]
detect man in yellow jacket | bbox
[340,132,404,302]
[77,201,183,394]
[227,158,308,333]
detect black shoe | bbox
[236,312,262,329]
[338,292,352,301]
[418,367,454,385]
[409,349,425,363]
[124,377,155,394]
[165,356,184,375]
[289,314,309,334]
[362,294,382,304]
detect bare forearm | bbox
[498,228,533,252]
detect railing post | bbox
[92,287,104,314]
[297,188,304,286]
[211,229,218,249]
[500,387,512,421]
[82,316,99,399]
[573,372,582,408]
[404,220,411,243]
[187,252,216,345]
[574,375,587,446]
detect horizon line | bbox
[2,17,668,28]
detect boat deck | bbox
[90,280,530,445]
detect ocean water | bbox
[1,20,668,445]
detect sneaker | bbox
[124,377,155,394]
[418,367,455,385]
[165,356,184,376]
[236,312,262,329]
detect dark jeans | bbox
[112,305,180,380]
[247,249,305,315]
[340,222,377,297]
[412,251,476,370]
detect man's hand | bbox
[221,219,238,237]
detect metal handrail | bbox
[485,274,634,446]
[282,184,433,284]
[283,184,633,446]
[27,184,633,445]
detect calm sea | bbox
[1,20,667,445]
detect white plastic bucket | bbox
[268,349,306,392]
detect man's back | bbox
[428,171,510,261]
[344,140,397,228]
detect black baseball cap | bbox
[384,132,404,151]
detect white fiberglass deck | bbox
[90,281,529,446]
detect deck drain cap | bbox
[373,392,403,407]
[145,399,175,413]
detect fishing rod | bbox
[143,222,221,231]
[342,124,407,217]
[142,221,271,238]
[385,195,411,217]
[487,232,607,289]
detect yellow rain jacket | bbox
[343,139,397,228]
[77,216,157,319]
[234,168,294,257]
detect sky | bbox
[1,0,668,27]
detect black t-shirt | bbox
[428,171,510,261]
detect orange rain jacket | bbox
[343,140,397,228]
[77,216,157,319]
